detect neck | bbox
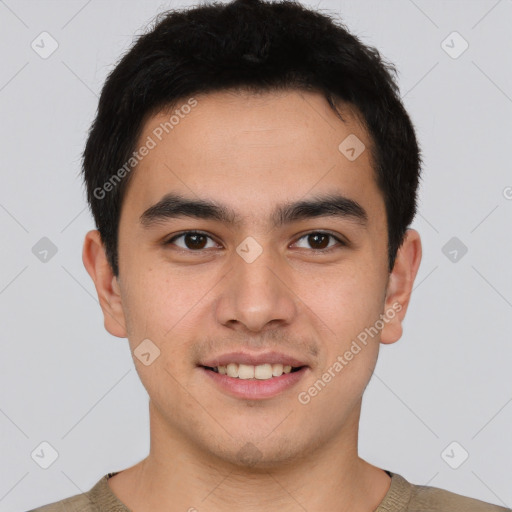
[108,402,391,512]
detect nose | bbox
[214,240,298,333]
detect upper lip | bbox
[200,351,309,368]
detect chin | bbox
[206,433,314,471]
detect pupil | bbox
[186,233,206,250]
[309,233,328,249]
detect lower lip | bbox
[200,366,308,400]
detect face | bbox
[84,89,421,469]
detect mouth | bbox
[198,358,309,400]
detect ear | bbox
[82,229,127,338]
[380,228,422,345]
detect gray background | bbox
[1,0,511,510]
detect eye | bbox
[165,231,219,251]
[292,231,346,252]
[164,230,346,253]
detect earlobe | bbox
[82,229,128,338]
[380,229,422,345]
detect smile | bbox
[200,364,309,400]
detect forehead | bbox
[121,89,383,228]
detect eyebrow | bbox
[139,192,368,229]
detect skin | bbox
[83,89,422,512]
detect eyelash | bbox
[164,230,347,253]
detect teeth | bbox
[238,364,255,379]
[213,363,297,380]
[226,363,238,378]
[255,364,273,379]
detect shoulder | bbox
[409,482,510,511]
[26,492,96,512]
[392,472,510,512]
[26,474,112,512]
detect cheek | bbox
[299,261,385,338]
[299,286,382,418]
[316,267,384,393]
[121,270,202,406]
[123,266,212,338]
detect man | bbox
[30,0,509,510]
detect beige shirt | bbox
[28,470,510,511]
